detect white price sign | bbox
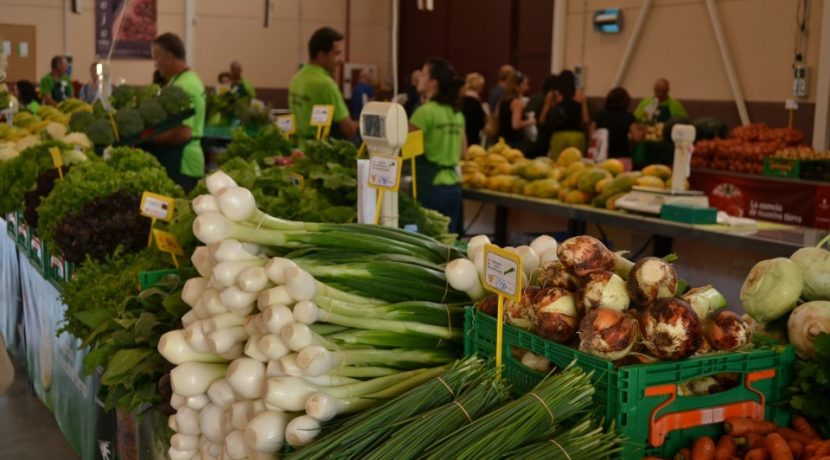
[310,104,334,127]
[368,154,402,192]
[276,114,296,134]
[482,245,522,301]
[140,192,175,222]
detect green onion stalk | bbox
[285,357,487,460]
[423,366,595,460]
[363,375,511,460]
[503,417,624,460]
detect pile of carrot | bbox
[642,415,830,460]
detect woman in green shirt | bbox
[410,57,466,235]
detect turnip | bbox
[226,358,266,399]
[530,235,558,259]
[207,378,238,410]
[203,313,245,334]
[159,330,227,365]
[445,258,485,300]
[208,326,249,354]
[627,257,678,308]
[578,307,637,360]
[530,287,579,343]
[466,234,491,261]
[519,351,552,372]
[216,186,258,222]
[285,267,317,301]
[503,287,539,330]
[219,287,258,313]
[243,336,269,362]
[199,403,226,443]
[210,239,260,263]
[264,257,298,285]
[193,194,220,215]
[224,430,247,459]
[218,343,245,360]
[790,247,830,301]
[192,246,215,278]
[640,297,702,360]
[237,266,272,293]
[703,310,751,351]
[206,170,238,195]
[681,285,727,320]
[171,363,228,397]
[741,257,803,323]
[186,394,210,411]
[537,259,577,291]
[244,410,296,453]
[516,245,540,278]
[199,289,229,316]
[285,415,321,446]
[579,271,630,312]
[257,286,296,310]
[261,304,294,334]
[258,334,290,361]
[168,447,196,460]
[557,235,616,277]
[174,406,202,436]
[183,277,209,307]
[171,433,200,451]
[787,301,830,357]
[229,400,254,430]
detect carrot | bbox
[725,418,777,437]
[736,434,769,450]
[792,416,820,440]
[812,457,830,460]
[675,448,692,460]
[745,449,769,460]
[764,433,793,460]
[806,439,822,458]
[642,457,667,460]
[777,427,815,446]
[817,440,830,457]
[787,440,803,460]
[693,436,717,460]
[716,436,737,460]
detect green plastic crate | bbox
[28,232,47,274]
[464,308,795,459]
[764,157,800,178]
[48,250,69,284]
[138,269,179,290]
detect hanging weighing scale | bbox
[358,101,409,227]
[616,124,709,215]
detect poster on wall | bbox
[95,0,157,59]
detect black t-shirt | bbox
[498,98,524,145]
[550,98,584,132]
[593,109,636,157]
[461,96,486,145]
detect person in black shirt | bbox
[461,72,487,146]
[592,87,639,158]
[496,70,534,149]
[526,74,557,157]
[403,69,422,116]
[542,70,587,157]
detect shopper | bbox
[495,70,534,150]
[409,57,466,235]
[526,74,558,157]
[230,61,256,98]
[78,61,112,104]
[351,68,375,119]
[217,72,232,85]
[487,64,515,112]
[39,56,73,106]
[634,78,688,123]
[289,27,358,140]
[149,32,206,191]
[592,87,638,158]
[545,70,586,158]
[402,69,422,116]
[153,69,167,86]
[461,72,486,146]
[16,80,41,114]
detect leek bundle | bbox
[504,417,623,460]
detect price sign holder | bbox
[482,244,523,378]
[276,114,296,139]
[49,147,64,179]
[401,130,424,199]
[368,154,403,225]
[355,142,367,159]
[140,191,176,247]
[310,104,334,141]
[153,229,184,268]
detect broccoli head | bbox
[69,111,95,133]
[138,99,168,127]
[114,108,145,139]
[158,85,191,115]
[110,85,136,109]
[136,84,161,104]
[85,118,116,146]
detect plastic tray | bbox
[138,269,179,290]
[464,308,795,459]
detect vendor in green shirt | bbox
[289,27,358,140]
[633,78,688,123]
[39,56,73,106]
[229,61,256,98]
[410,57,467,234]
[150,32,206,191]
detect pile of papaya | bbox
[644,415,830,460]
[460,142,684,209]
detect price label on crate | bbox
[140,192,176,222]
[482,245,522,302]
[368,154,403,192]
[276,114,296,135]
[310,105,334,127]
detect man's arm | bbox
[338,117,359,140]
[152,125,193,145]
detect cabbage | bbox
[788,301,830,357]
[790,247,830,301]
[740,257,803,323]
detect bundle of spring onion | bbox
[503,417,623,460]
[159,171,469,460]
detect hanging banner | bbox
[96,0,157,59]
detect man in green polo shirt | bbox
[289,27,358,140]
[634,78,688,123]
[39,56,73,106]
[150,32,206,191]
[230,61,256,98]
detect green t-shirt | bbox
[634,96,688,123]
[410,101,465,186]
[170,70,206,178]
[288,64,350,138]
[39,73,73,103]
[239,78,256,98]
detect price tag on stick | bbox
[310,104,334,141]
[482,244,523,378]
[141,191,176,247]
[401,130,425,199]
[49,147,64,179]
[276,114,296,137]
[153,229,184,268]
[368,154,403,225]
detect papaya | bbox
[577,168,612,194]
[665,177,690,190]
[558,187,571,201]
[512,178,528,195]
[642,164,672,180]
[606,192,627,210]
[598,158,625,176]
[595,177,611,194]
[557,147,583,166]
[563,167,589,189]
[591,171,641,207]
[564,161,587,177]
[635,175,666,189]
[563,189,591,205]
[548,167,565,181]
[523,158,553,180]
[531,178,561,199]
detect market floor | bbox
[0,359,80,460]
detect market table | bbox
[463,188,826,257]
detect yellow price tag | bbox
[49,147,64,179]
[153,228,184,268]
[310,105,334,127]
[276,114,296,135]
[482,244,523,378]
[401,130,424,159]
[140,192,176,222]
[367,154,403,192]
[289,173,305,188]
